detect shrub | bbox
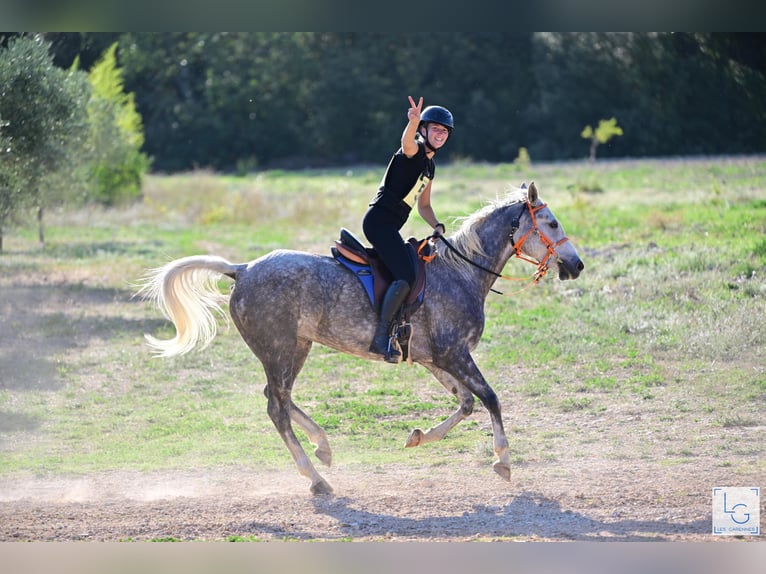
[85,42,150,206]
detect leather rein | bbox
[424,200,570,293]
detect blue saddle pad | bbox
[334,255,376,306]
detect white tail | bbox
[136,255,238,357]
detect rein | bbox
[428,200,570,294]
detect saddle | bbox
[331,228,434,363]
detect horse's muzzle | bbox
[558,257,584,280]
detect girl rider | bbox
[363,96,453,362]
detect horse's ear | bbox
[528,181,538,203]
[520,182,527,190]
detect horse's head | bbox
[513,182,584,281]
[440,182,584,285]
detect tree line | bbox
[30,32,766,172]
[1,33,764,250]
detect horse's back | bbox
[229,249,378,351]
[232,249,347,304]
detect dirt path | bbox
[1,457,756,541]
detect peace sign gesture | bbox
[407,96,423,123]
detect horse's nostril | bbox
[577,260,584,271]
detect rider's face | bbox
[424,123,449,149]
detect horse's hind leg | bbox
[259,339,333,495]
[405,363,475,448]
[259,389,332,468]
[264,382,333,495]
[290,401,332,467]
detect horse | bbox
[137,182,584,495]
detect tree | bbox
[0,34,90,251]
[0,120,23,251]
[84,42,150,205]
[581,118,623,161]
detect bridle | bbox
[423,200,570,292]
[508,200,571,282]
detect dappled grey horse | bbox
[138,182,584,494]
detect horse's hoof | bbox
[405,428,423,448]
[315,447,332,467]
[493,460,511,482]
[310,479,334,496]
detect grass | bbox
[0,156,764,479]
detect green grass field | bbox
[1,157,764,479]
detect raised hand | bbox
[407,96,423,123]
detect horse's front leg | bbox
[405,363,475,447]
[432,353,511,482]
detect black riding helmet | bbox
[419,105,454,133]
[418,105,454,152]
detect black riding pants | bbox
[362,205,416,288]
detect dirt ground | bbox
[1,245,763,543]
[1,455,761,542]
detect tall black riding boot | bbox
[369,279,411,362]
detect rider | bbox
[363,96,453,362]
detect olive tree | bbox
[0,34,89,250]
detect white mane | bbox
[438,186,529,280]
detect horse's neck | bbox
[472,203,522,294]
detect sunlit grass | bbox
[0,157,764,477]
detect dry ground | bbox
[1,452,762,541]
[1,250,763,543]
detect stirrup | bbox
[383,325,402,364]
[370,324,394,356]
[384,335,401,364]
